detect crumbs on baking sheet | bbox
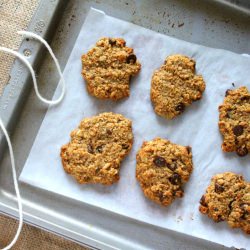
[190,213,194,220]
[176,216,183,223]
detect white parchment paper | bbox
[20,8,250,249]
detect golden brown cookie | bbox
[199,172,250,234]
[60,112,133,185]
[218,86,250,157]
[136,138,193,206]
[151,54,206,119]
[81,37,141,100]
[228,183,250,234]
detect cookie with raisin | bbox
[81,37,141,100]
[61,112,133,185]
[151,54,205,119]
[136,137,193,206]
[218,86,250,157]
[199,172,250,234]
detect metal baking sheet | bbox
[0,0,68,158]
[0,0,250,249]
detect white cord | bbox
[0,118,23,250]
[0,31,65,249]
[17,30,66,105]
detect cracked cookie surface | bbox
[151,54,206,119]
[81,37,141,100]
[218,86,250,157]
[60,112,133,185]
[199,172,250,234]
[136,138,193,206]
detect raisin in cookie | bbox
[199,172,250,234]
[136,138,193,206]
[151,54,206,119]
[60,112,133,185]
[218,87,250,157]
[81,37,141,100]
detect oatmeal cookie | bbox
[81,37,141,100]
[228,183,250,234]
[199,172,250,234]
[60,112,133,185]
[136,137,193,206]
[218,86,250,157]
[151,54,206,119]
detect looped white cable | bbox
[0,118,22,250]
[17,30,66,105]
[0,31,65,249]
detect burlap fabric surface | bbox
[0,1,88,249]
[0,214,87,250]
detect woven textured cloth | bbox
[0,214,87,249]
[0,1,88,249]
